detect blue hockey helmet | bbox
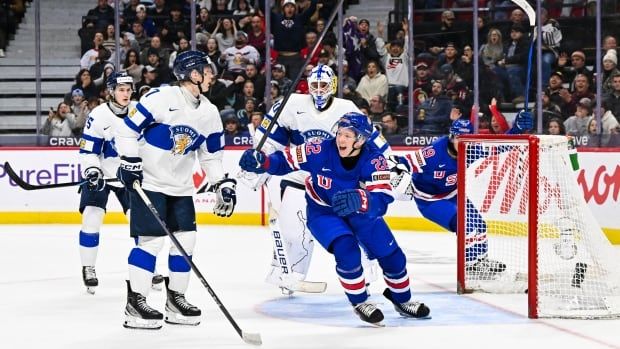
[106,71,134,92]
[335,112,373,143]
[173,50,217,80]
[449,118,474,137]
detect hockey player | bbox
[115,50,237,330]
[390,111,533,276]
[240,112,430,326]
[244,64,390,295]
[77,71,135,294]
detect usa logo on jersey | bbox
[170,125,199,155]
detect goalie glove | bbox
[387,155,414,201]
[514,110,533,133]
[213,175,237,217]
[83,166,105,191]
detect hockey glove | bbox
[117,156,143,191]
[387,156,414,201]
[514,110,533,132]
[332,189,370,217]
[83,166,105,191]
[239,149,269,174]
[213,176,237,217]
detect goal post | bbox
[456,134,620,319]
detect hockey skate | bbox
[466,257,507,279]
[383,288,431,319]
[151,273,164,291]
[123,280,163,330]
[353,302,385,327]
[164,277,201,326]
[82,266,98,294]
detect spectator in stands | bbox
[426,10,461,56]
[383,38,409,112]
[438,42,463,77]
[140,35,169,67]
[343,16,381,81]
[102,24,117,55]
[539,8,562,88]
[211,0,233,16]
[243,62,266,100]
[477,15,490,46]
[356,60,388,106]
[480,28,504,70]
[295,64,314,94]
[86,0,114,31]
[340,60,357,92]
[123,49,143,82]
[205,37,224,75]
[70,89,89,135]
[413,62,432,103]
[315,17,336,47]
[122,0,141,24]
[546,117,566,135]
[135,4,157,37]
[563,73,595,117]
[80,32,105,70]
[233,80,256,113]
[236,97,256,129]
[271,64,292,97]
[244,15,266,59]
[603,35,618,57]
[557,50,593,93]
[149,0,171,30]
[89,48,112,82]
[145,48,171,84]
[368,95,387,121]
[604,75,620,118]
[602,50,620,95]
[247,111,264,136]
[596,99,620,145]
[161,5,189,48]
[72,69,99,101]
[196,7,217,35]
[131,21,151,50]
[417,80,452,134]
[41,102,76,137]
[232,0,256,22]
[223,113,250,145]
[220,31,260,79]
[93,62,115,92]
[213,17,237,52]
[488,97,511,134]
[541,90,563,123]
[439,63,470,108]
[168,37,190,70]
[119,32,140,65]
[565,97,593,137]
[546,71,567,113]
[135,65,159,92]
[380,112,404,142]
[317,47,337,72]
[261,0,317,80]
[301,31,321,67]
[498,24,529,102]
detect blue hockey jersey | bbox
[405,136,458,201]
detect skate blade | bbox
[398,313,432,320]
[165,311,201,326]
[365,320,385,328]
[123,315,162,330]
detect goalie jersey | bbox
[115,86,226,196]
[79,101,138,188]
[254,93,390,184]
[266,138,394,218]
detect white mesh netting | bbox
[461,135,620,318]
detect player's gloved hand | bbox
[117,156,143,191]
[213,176,237,217]
[239,149,269,174]
[83,166,105,191]
[332,189,369,217]
[387,155,411,174]
[514,110,533,132]
[237,170,271,191]
[387,155,414,201]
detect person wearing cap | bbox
[258,0,318,80]
[219,30,260,78]
[271,63,292,96]
[602,50,620,95]
[135,65,159,93]
[161,5,189,47]
[135,3,157,37]
[557,50,593,93]
[497,23,529,102]
[564,97,594,137]
[413,62,432,99]
[343,16,382,81]
[140,36,169,68]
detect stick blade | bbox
[242,331,262,346]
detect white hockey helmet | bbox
[308,64,337,110]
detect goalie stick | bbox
[132,182,262,346]
[3,161,119,190]
[510,0,536,112]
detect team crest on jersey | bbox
[302,129,332,142]
[170,125,199,155]
[128,107,137,118]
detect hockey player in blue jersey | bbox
[115,51,237,329]
[77,71,134,294]
[390,110,533,275]
[240,112,430,326]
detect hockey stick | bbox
[3,161,120,190]
[132,182,262,346]
[511,0,536,112]
[254,0,346,152]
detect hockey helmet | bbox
[308,64,337,110]
[449,118,474,137]
[106,71,134,92]
[173,50,217,80]
[334,112,373,144]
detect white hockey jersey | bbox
[254,93,390,184]
[115,85,226,196]
[79,101,138,188]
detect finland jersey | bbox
[255,93,391,184]
[79,101,138,187]
[268,138,394,212]
[406,136,458,201]
[116,86,226,196]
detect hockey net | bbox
[456,134,620,318]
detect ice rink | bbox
[0,224,619,349]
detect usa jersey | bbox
[115,86,226,196]
[255,93,390,184]
[407,136,458,201]
[79,101,138,187]
[266,138,394,216]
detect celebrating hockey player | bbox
[77,71,135,294]
[240,112,430,326]
[245,64,389,295]
[390,109,533,276]
[115,50,237,330]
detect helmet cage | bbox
[308,65,337,110]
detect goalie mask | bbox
[308,64,337,111]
